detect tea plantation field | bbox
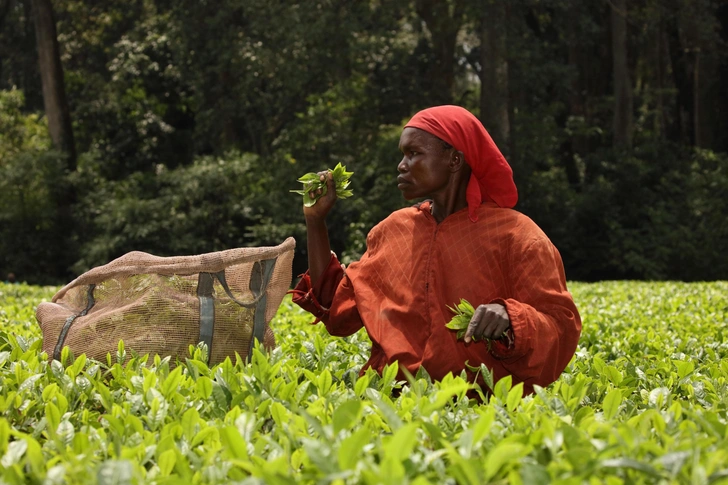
[1,281,727,484]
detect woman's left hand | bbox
[464,303,510,343]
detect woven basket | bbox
[36,238,295,365]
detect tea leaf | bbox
[291,162,354,206]
[602,388,622,420]
[2,280,728,483]
[333,399,362,434]
[338,427,370,470]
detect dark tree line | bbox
[1,0,727,284]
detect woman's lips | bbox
[397,176,410,189]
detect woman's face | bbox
[397,127,454,200]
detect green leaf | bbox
[470,407,496,446]
[270,401,288,428]
[384,423,419,463]
[116,340,126,365]
[354,373,370,397]
[422,381,471,414]
[181,407,199,441]
[196,376,213,399]
[316,369,333,395]
[445,299,493,345]
[604,365,623,385]
[380,362,398,390]
[368,393,403,431]
[220,426,248,460]
[602,389,622,420]
[673,359,695,379]
[211,383,229,409]
[45,402,61,435]
[493,375,513,401]
[161,366,184,398]
[338,427,370,470]
[445,446,481,485]
[380,455,406,483]
[506,382,524,412]
[24,437,44,475]
[158,449,176,476]
[484,442,526,481]
[291,163,354,206]
[520,463,551,485]
[190,427,218,448]
[333,399,362,434]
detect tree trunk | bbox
[31,0,77,279]
[692,45,717,149]
[610,0,633,148]
[666,13,694,145]
[31,0,76,168]
[654,10,667,140]
[718,3,728,152]
[479,1,510,155]
[414,0,465,104]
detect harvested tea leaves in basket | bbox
[291,162,353,207]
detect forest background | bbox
[1,0,727,285]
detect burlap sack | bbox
[36,238,295,365]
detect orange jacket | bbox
[292,201,581,395]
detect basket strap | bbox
[214,270,265,309]
[196,259,278,363]
[53,284,96,361]
[248,258,278,359]
[197,273,216,360]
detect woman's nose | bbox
[397,157,408,173]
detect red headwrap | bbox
[404,105,518,222]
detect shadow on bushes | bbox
[527,142,728,281]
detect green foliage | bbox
[0,89,73,284]
[72,151,271,273]
[291,163,354,208]
[1,281,728,483]
[2,0,728,282]
[537,142,728,281]
[0,89,51,156]
[445,299,475,341]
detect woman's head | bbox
[403,105,517,221]
[397,127,470,202]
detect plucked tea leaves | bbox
[445,299,497,350]
[444,298,475,339]
[290,162,353,207]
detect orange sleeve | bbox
[290,253,364,337]
[489,237,582,389]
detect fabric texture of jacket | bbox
[292,200,582,395]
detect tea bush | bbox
[1,281,727,484]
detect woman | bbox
[292,105,581,395]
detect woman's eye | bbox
[410,151,418,157]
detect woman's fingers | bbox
[464,305,485,343]
[303,170,338,220]
[464,304,510,343]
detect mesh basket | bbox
[36,238,295,365]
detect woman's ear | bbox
[449,150,467,171]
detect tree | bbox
[479,1,510,153]
[610,0,633,148]
[31,0,75,167]
[414,0,467,104]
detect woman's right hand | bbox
[303,171,337,222]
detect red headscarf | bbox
[404,105,518,222]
